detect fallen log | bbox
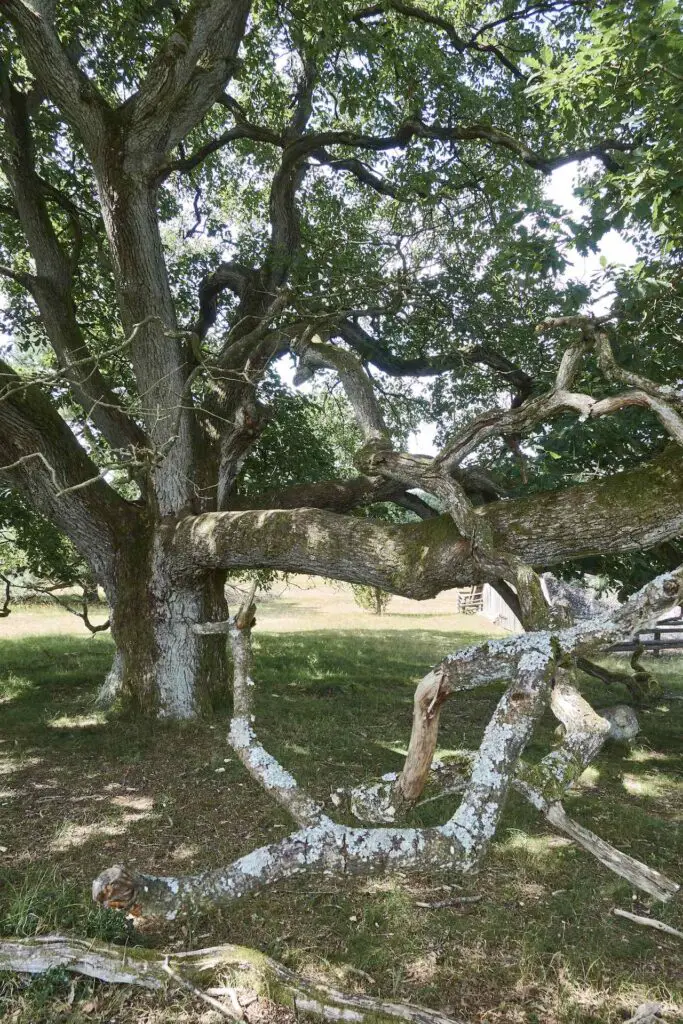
[0,934,466,1024]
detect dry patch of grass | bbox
[1,586,682,1023]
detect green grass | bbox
[0,628,682,1023]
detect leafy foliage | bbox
[350,584,392,615]
[0,489,86,587]
[0,0,681,600]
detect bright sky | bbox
[545,161,637,308]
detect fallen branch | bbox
[414,895,482,909]
[161,958,242,1020]
[93,568,682,921]
[541,805,678,902]
[626,1003,666,1023]
[225,583,328,828]
[613,908,683,940]
[348,684,678,902]
[0,935,467,1024]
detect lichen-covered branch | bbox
[0,935,466,1024]
[342,579,682,896]
[224,586,328,829]
[355,682,677,901]
[93,823,460,920]
[400,569,682,803]
[94,567,682,919]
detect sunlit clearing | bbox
[502,830,573,857]
[512,880,547,900]
[285,742,310,756]
[627,747,669,763]
[48,713,106,729]
[110,794,154,811]
[51,811,150,851]
[0,673,34,703]
[363,877,405,895]
[0,755,42,776]
[375,740,409,756]
[170,843,201,861]
[622,773,669,799]
[405,952,438,984]
[555,974,679,1021]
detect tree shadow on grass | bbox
[1,631,681,1023]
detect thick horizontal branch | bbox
[282,118,631,177]
[169,449,683,595]
[230,475,403,513]
[229,474,453,516]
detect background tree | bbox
[351,583,393,614]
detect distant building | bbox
[458,575,628,634]
[456,584,522,632]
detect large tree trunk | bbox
[103,535,230,718]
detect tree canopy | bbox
[1,0,683,965]
[0,0,682,713]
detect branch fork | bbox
[94,567,682,920]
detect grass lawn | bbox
[0,599,682,1023]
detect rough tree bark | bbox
[92,568,681,921]
[1,0,683,722]
[0,935,467,1024]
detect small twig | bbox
[613,908,683,940]
[161,959,244,1019]
[22,581,110,635]
[414,895,482,909]
[415,782,468,807]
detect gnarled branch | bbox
[94,567,682,919]
[0,935,466,1024]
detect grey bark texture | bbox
[0,935,467,1024]
[92,567,682,919]
[1,0,683,723]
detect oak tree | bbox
[1,0,681,918]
